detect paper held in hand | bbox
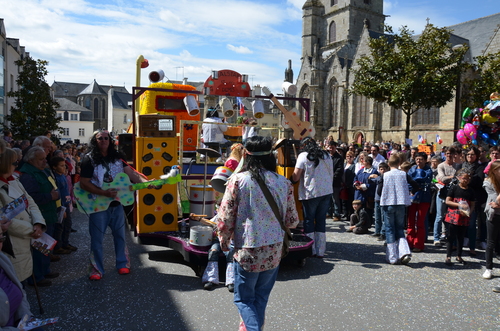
[31,233,57,256]
[17,315,59,330]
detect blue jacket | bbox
[408,165,433,203]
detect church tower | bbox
[297,0,384,139]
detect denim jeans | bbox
[434,195,447,242]
[89,204,130,276]
[382,205,406,244]
[374,201,385,235]
[234,262,279,331]
[329,187,342,217]
[302,194,331,233]
[485,215,500,270]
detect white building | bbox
[54,98,94,144]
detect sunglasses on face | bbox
[97,136,109,141]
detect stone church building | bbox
[295,0,500,145]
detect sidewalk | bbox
[25,211,500,330]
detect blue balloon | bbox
[490,138,498,146]
[472,139,478,145]
[482,133,490,140]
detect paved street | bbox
[25,210,500,330]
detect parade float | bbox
[120,56,315,275]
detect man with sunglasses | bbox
[79,130,149,281]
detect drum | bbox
[189,185,215,218]
[189,225,213,248]
[210,166,233,193]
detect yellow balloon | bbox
[482,113,497,124]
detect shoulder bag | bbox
[256,175,293,258]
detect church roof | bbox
[55,98,93,121]
[78,79,107,96]
[110,90,132,110]
[0,19,6,38]
[447,12,500,60]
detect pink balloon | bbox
[456,129,468,144]
[463,123,477,140]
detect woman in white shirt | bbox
[291,137,334,258]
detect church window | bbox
[63,111,69,121]
[331,0,338,5]
[85,97,91,109]
[391,108,402,127]
[329,21,337,43]
[102,99,106,114]
[353,94,369,127]
[94,98,99,119]
[413,106,440,126]
[330,84,339,126]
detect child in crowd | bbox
[347,200,370,234]
[50,156,77,253]
[378,154,420,265]
[371,162,390,240]
[444,169,475,265]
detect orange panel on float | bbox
[139,82,200,151]
[135,137,179,233]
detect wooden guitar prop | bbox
[262,86,314,140]
[74,166,182,215]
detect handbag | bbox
[256,174,293,258]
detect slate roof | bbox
[51,81,130,98]
[447,12,500,61]
[79,79,107,95]
[55,98,93,121]
[0,19,6,38]
[111,90,132,110]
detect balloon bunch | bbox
[456,92,500,146]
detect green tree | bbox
[350,24,469,139]
[4,56,61,139]
[462,51,500,108]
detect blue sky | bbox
[1,0,497,93]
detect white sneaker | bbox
[483,269,493,279]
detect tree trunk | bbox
[404,109,411,140]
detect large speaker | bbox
[135,137,179,233]
[118,133,134,162]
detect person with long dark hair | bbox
[482,161,500,286]
[79,130,149,281]
[462,146,486,255]
[291,137,333,258]
[217,136,299,331]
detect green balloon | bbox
[462,107,472,119]
[461,120,465,128]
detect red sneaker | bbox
[89,273,101,281]
[118,268,130,275]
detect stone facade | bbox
[296,1,500,146]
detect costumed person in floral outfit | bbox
[291,137,333,257]
[444,169,475,265]
[218,136,299,331]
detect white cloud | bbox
[227,44,253,54]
